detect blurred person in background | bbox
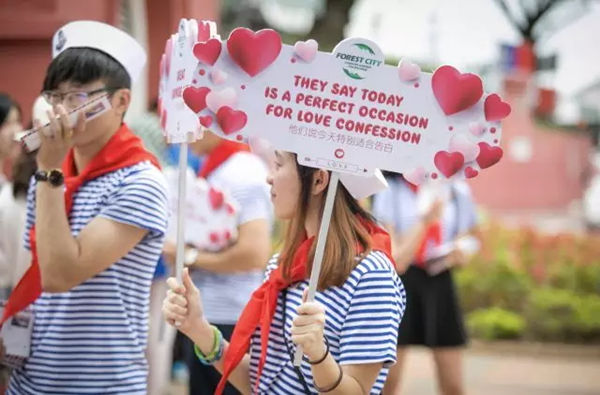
[162,130,273,395]
[128,99,169,167]
[0,93,27,298]
[373,174,478,395]
[0,92,24,395]
[0,95,48,300]
[0,93,22,186]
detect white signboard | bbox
[164,25,510,184]
[158,19,218,144]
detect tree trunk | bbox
[307,0,354,51]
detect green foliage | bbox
[455,259,531,313]
[467,308,525,340]
[525,288,600,342]
[455,222,600,343]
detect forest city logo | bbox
[333,38,384,80]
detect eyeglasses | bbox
[41,87,114,108]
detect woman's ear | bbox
[311,169,330,196]
[111,89,131,117]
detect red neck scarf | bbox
[215,218,393,394]
[404,179,442,266]
[198,140,249,179]
[0,123,160,326]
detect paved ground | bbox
[400,346,600,395]
[168,344,600,394]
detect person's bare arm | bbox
[35,183,147,292]
[164,270,253,394]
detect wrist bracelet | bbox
[193,325,224,365]
[308,337,329,365]
[313,361,344,393]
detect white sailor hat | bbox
[52,20,147,83]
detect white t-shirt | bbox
[191,151,273,325]
[373,178,477,260]
[0,183,30,292]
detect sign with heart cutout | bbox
[160,19,511,185]
[159,19,218,144]
[164,168,239,252]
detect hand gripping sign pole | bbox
[162,19,511,365]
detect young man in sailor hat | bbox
[3,21,168,394]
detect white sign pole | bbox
[159,140,189,341]
[293,171,340,366]
[175,141,189,283]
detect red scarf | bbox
[215,218,393,394]
[404,179,442,266]
[0,123,160,326]
[198,140,249,179]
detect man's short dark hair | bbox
[42,47,131,91]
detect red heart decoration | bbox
[183,86,211,114]
[225,203,235,215]
[198,21,212,42]
[217,106,247,135]
[464,166,479,179]
[484,93,511,122]
[227,28,282,77]
[193,39,222,66]
[199,115,213,127]
[432,65,483,115]
[208,187,224,209]
[434,151,465,178]
[164,38,173,76]
[223,230,232,241]
[476,142,503,169]
[209,232,220,244]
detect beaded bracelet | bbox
[194,325,224,365]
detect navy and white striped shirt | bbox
[249,251,405,394]
[8,161,168,395]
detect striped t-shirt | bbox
[8,161,168,395]
[249,250,406,394]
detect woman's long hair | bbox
[279,156,377,290]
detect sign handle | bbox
[293,171,340,366]
[175,141,189,283]
[160,140,189,341]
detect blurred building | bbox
[0,0,219,124]
[469,44,594,233]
